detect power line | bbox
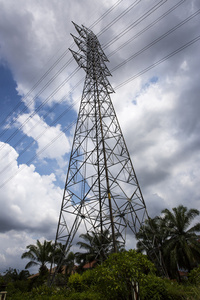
[0,0,123,138]
[115,35,200,90]
[0,1,198,188]
[0,79,84,173]
[0,0,168,148]
[97,0,141,37]
[111,9,200,72]
[0,120,77,190]
[0,0,166,146]
[107,0,186,58]
[89,0,123,29]
[0,0,147,153]
[102,0,168,49]
[1,34,199,190]
[0,67,80,151]
[0,56,74,139]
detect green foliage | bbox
[68,273,83,292]
[7,285,69,300]
[162,206,200,274]
[1,267,30,283]
[53,273,68,286]
[188,266,200,285]
[6,283,102,300]
[163,279,200,300]
[68,269,94,292]
[75,229,123,267]
[21,240,54,272]
[93,249,155,299]
[136,205,200,280]
[140,275,170,300]
[67,290,102,300]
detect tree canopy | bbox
[136,205,200,280]
[21,240,54,275]
[75,229,123,266]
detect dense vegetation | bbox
[1,205,200,299]
[136,205,200,281]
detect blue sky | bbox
[0,0,200,273]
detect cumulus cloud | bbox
[16,113,72,162]
[0,142,68,272]
[0,231,49,273]
[0,0,200,272]
[0,143,62,233]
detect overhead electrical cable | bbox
[0,0,145,152]
[0,0,189,152]
[0,97,80,176]
[115,35,200,90]
[0,35,199,190]
[0,0,134,174]
[0,0,122,135]
[111,9,200,72]
[107,0,186,58]
[97,0,141,37]
[0,0,165,144]
[102,0,168,49]
[0,51,72,130]
[0,77,84,167]
[0,1,198,189]
[0,0,129,170]
[89,0,123,29]
[0,0,167,146]
[0,67,80,151]
[0,119,77,190]
[0,56,74,140]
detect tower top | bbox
[69,22,114,94]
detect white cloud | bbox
[0,231,51,273]
[0,0,200,273]
[16,113,71,161]
[0,142,73,272]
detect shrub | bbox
[68,290,102,300]
[68,269,95,292]
[140,275,170,300]
[93,249,155,300]
[188,266,200,285]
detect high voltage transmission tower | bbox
[51,22,166,280]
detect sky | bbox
[0,0,200,274]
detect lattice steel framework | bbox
[52,23,162,274]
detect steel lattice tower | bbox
[52,23,158,272]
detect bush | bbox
[68,290,102,300]
[68,273,83,292]
[68,269,95,292]
[188,266,200,285]
[93,249,155,300]
[7,285,70,300]
[140,275,170,300]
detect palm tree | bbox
[75,229,123,267]
[53,243,75,274]
[136,216,166,253]
[161,205,200,277]
[136,216,169,277]
[136,205,200,280]
[21,240,54,275]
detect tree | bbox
[75,229,123,267]
[21,240,53,275]
[136,216,166,253]
[53,242,75,274]
[162,205,200,276]
[136,216,168,277]
[136,205,200,280]
[93,249,155,300]
[3,268,30,281]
